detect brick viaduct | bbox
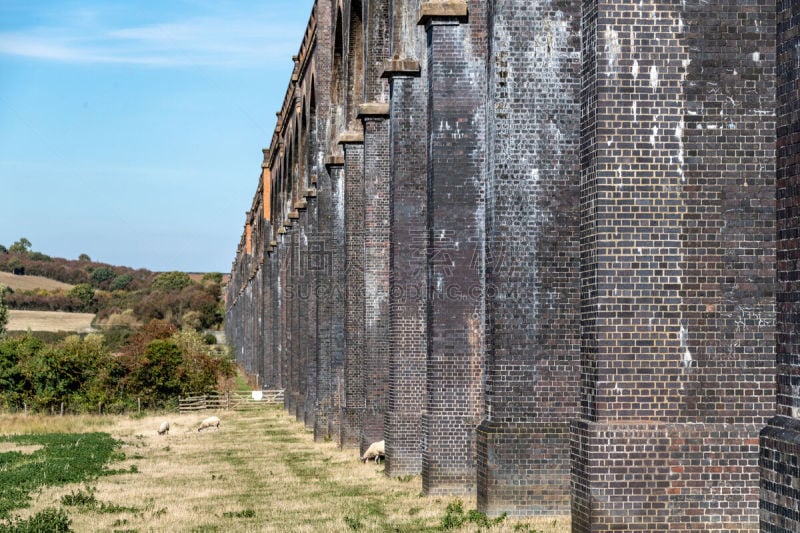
[225,0,800,530]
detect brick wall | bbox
[420,0,486,494]
[342,140,365,449]
[383,0,428,479]
[361,112,391,451]
[385,61,427,476]
[572,0,775,529]
[760,0,800,529]
[477,0,582,515]
[223,1,791,527]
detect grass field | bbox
[0,271,73,292]
[0,408,571,532]
[6,310,96,333]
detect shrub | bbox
[109,273,133,291]
[67,284,95,311]
[90,267,116,286]
[0,507,71,532]
[201,272,223,284]
[440,499,506,530]
[151,271,191,291]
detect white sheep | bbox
[361,440,385,464]
[157,420,170,435]
[198,415,221,432]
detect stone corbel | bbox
[325,154,344,170]
[418,1,468,25]
[357,102,390,118]
[337,131,364,145]
[380,57,421,79]
[324,154,345,168]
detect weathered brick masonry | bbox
[761,0,800,531]
[477,0,581,516]
[224,0,799,529]
[571,0,776,530]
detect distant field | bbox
[7,310,95,333]
[0,271,73,292]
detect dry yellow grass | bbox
[0,271,73,292]
[6,310,96,333]
[1,408,571,532]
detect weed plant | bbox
[0,507,71,532]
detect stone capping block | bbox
[380,58,421,79]
[337,131,364,145]
[294,199,307,210]
[288,210,300,220]
[270,240,278,247]
[418,1,468,25]
[304,188,317,198]
[357,102,390,118]
[278,226,287,234]
[324,154,345,168]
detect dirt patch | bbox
[0,442,42,455]
[0,271,73,292]
[7,310,95,333]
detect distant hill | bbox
[0,271,73,292]
[0,243,225,331]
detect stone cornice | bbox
[324,154,345,168]
[357,102,390,118]
[418,1,468,25]
[380,58,422,78]
[337,131,365,145]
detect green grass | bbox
[0,432,122,519]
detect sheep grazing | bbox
[361,440,385,464]
[157,420,170,435]
[198,416,221,432]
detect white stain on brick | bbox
[632,59,639,78]
[633,101,638,122]
[650,126,658,148]
[679,324,693,368]
[675,119,685,182]
[649,65,659,88]
[605,28,620,73]
[752,51,760,62]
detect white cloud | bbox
[0,11,305,67]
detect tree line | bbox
[0,238,224,331]
[0,320,235,413]
[0,239,235,413]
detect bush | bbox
[90,267,115,286]
[0,507,71,532]
[201,272,223,284]
[109,273,133,291]
[440,499,505,530]
[151,271,191,291]
[67,284,95,311]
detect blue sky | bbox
[0,0,315,273]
